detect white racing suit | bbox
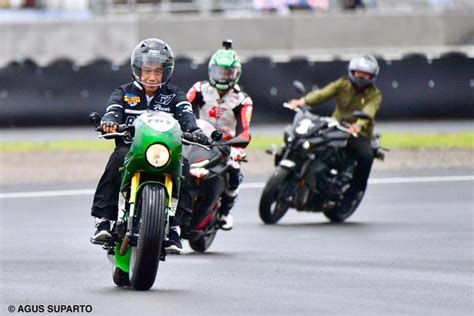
[187,81,253,216]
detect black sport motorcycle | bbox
[183,120,247,252]
[259,82,385,224]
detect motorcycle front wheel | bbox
[129,184,166,291]
[259,167,291,224]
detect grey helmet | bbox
[348,54,379,88]
[131,38,174,87]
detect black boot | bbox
[218,191,237,230]
[90,218,112,244]
[165,226,183,255]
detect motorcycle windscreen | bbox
[184,145,220,165]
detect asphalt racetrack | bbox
[0,168,473,315]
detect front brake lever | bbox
[99,132,130,139]
[181,138,211,151]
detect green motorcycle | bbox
[90,111,187,291]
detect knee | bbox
[358,150,373,164]
[228,169,243,191]
[351,143,373,163]
[107,147,128,168]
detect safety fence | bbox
[0,53,472,126]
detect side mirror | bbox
[89,112,102,127]
[292,80,306,96]
[211,130,223,141]
[224,136,249,147]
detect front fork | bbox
[125,172,174,235]
[278,148,318,205]
[114,172,174,271]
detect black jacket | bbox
[102,81,199,145]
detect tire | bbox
[129,184,166,291]
[188,230,217,253]
[324,190,365,223]
[259,167,291,224]
[112,267,130,287]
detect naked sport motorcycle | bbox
[259,81,386,224]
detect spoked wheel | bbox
[324,190,365,223]
[129,184,166,291]
[259,167,292,224]
[188,229,218,253]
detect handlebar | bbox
[283,102,358,137]
[282,102,294,110]
[96,124,132,139]
[95,124,128,133]
[283,102,304,112]
[181,137,211,151]
[182,133,248,162]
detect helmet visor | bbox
[209,65,239,84]
[132,53,174,87]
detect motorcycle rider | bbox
[289,54,382,209]
[90,38,209,254]
[185,40,253,230]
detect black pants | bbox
[171,162,244,223]
[91,146,129,221]
[91,146,192,223]
[346,136,374,193]
[170,158,193,227]
[216,165,243,216]
[227,165,243,191]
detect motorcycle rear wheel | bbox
[129,184,166,291]
[259,167,291,224]
[324,190,365,222]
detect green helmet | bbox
[208,40,242,90]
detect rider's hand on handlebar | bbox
[101,121,118,134]
[230,147,246,161]
[191,129,211,145]
[347,123,361,136]
[288,97,305,109]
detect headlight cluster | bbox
[146,144,170,168]
[295,118,313,135]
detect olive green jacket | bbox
[304,76,382,138]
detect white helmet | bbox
[348,54,379,87]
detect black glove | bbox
[191,129,210,145]
[100,120,118,133]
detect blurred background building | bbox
[1,0,471,14]
[1,0,473,126]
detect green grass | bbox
[380,132,474,149]
[249,132,474,150]
[0,140,114,152]
[1,132,473,153]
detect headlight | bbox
[302,141,310,149]
[146,144,170,168]
[295,118,313,135]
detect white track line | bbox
[0,175,472,199]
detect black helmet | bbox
[131,38,174,87]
